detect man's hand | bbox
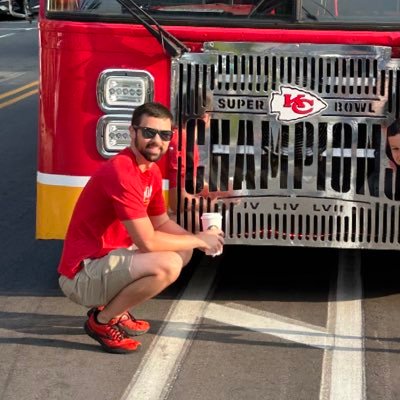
[196,228,225,255]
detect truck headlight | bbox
[96,115,131,158]
[97,69,154,112]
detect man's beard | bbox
[135,135,165,162]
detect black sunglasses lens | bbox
[141,127,157,139]
[159,131,173,141]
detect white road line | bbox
[0,33,15,39]
[0,71,24,84]
[120,259,218,400]
[204,302,334,349]
[0,27,37,30]
[320,250,365,400]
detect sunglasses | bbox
[134,126,173,142]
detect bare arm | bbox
[150,213,190,235]
[122,213,224,254]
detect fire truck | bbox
[36,0,400,249]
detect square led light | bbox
[96,115,132,157]
[105,77,145,106]
[104,122,130,150]
[97,69,154,112]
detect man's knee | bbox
[154,252,185,284]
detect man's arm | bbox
[122,213,223,254]
[150,213,191,235]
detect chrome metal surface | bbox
[96,114,131,158]
[171,42,400,249]
[96,69,154,113]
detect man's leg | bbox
[97,249,192,323]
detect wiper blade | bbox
[152,4,250,16]
[302,6,317,21]
[115,0,189,58]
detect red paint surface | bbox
[38,19,400,177]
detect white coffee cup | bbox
[201,212,223,256]
[201,212,222,231]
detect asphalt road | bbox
[1,15,400,400]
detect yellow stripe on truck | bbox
[36,182,84,239]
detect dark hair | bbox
[387,119,400,137]
[131,102,173,126]
[386,119,400,166]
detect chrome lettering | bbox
[273,203,299,211]
[243,202,260,210]
[334,102,376,113]
[313,204,344,212]
[214,96,267,111]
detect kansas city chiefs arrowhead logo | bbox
[270,85,328,122]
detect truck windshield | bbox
[47,0,400,26]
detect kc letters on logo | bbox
[270,85,328,122]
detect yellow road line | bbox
[0,88,38,109]
[0,80,39,100]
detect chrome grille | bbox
[171,43,400,249]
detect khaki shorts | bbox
[59,248,135,308]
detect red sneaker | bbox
[117,311,150,337]
[84,313,140,354]
[87,307,150,337]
